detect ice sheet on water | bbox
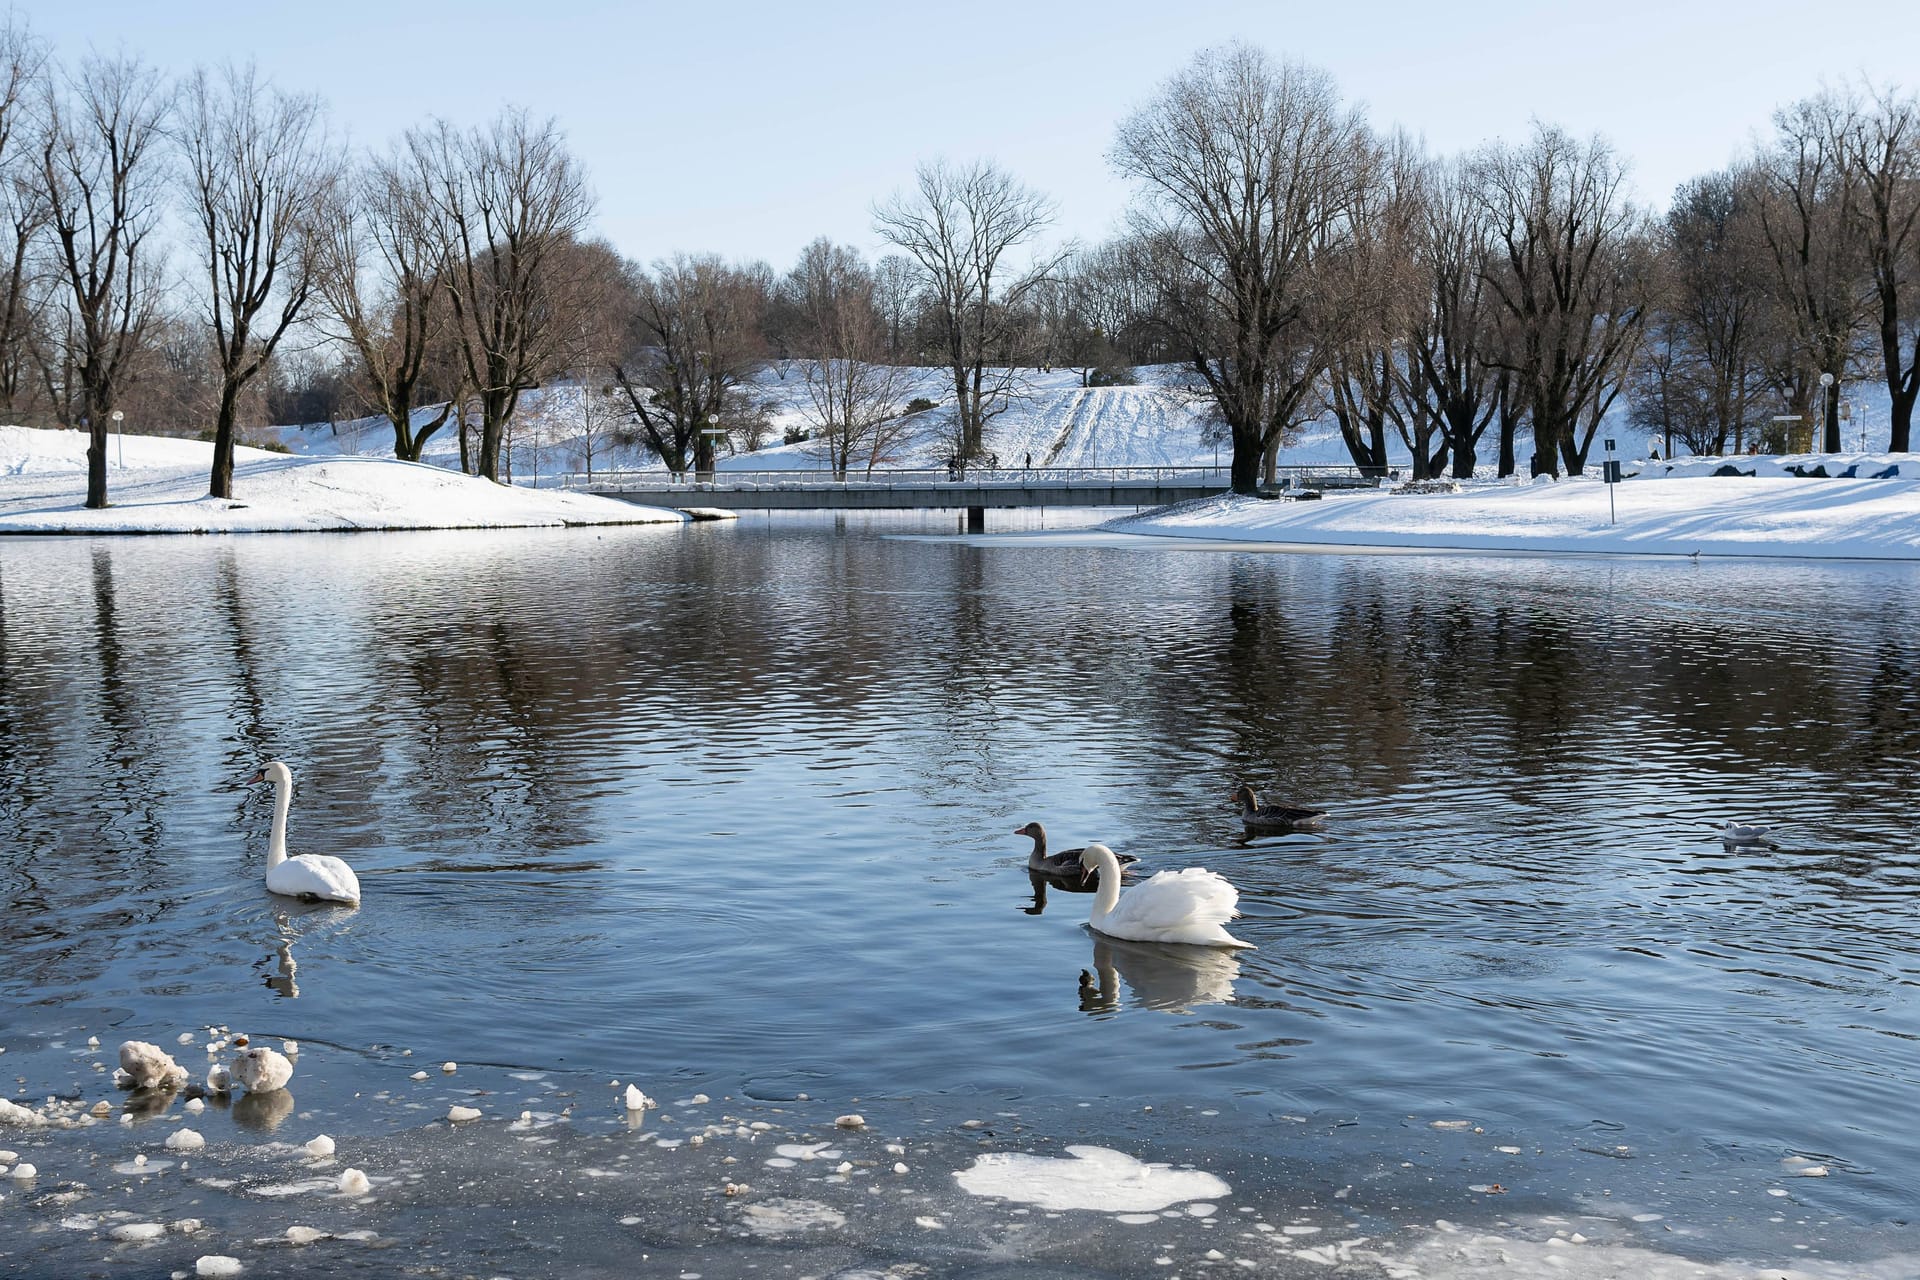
[954,1144,1230,1212]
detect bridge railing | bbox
[560,464,1369,491]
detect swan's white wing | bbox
[267,855,360,903]
[1107,869,1235,929]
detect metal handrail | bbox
[560,463,1366,490]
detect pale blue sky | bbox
[20,0,1919,268]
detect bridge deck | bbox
[567,466,1372,511]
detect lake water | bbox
[2,511,1917,1276]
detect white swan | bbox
[248,762,360,904]
[1076,843,1252,949]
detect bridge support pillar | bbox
[966,506,986,534]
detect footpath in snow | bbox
[0,427,684,534]
[1108,457,1920,561]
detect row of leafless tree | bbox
[1079,44,1920,491]
[8,24,1919,503]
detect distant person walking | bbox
[1024,452,1031,471]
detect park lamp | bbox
[110,409,125,468]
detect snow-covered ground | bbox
[261,367,1333,478]
[1108,457,1920,560]
[0,426,684,534]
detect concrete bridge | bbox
[564,465,1373,531]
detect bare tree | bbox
[785,238,913,477]
[1837,84,1920,450]
[1112,44,1372,494]
[873,158,1061,465]
[411,109,594,483]
[315,143,455,461]
[0,21,46,422]
[1753,94,1871,452]
[1406,156,1505,476]
[1476,124,1649,476]
[37,53,169,508]
[612,252,770,475]
[1630,169,1769,456]
[871,253,920,363]
[1325,133,1426,476]
[178,63,339,498]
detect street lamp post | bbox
[1819,371,1836,453]
[110,409,124,469]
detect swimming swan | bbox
[247,762,360,904]
[1076,843,1252,949]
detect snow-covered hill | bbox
[257,363,1902,481]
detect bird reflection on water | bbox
[1076,935,1242,1015]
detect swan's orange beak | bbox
[241,768,267,787]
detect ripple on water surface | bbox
[0,518,1917,1223]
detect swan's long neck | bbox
[267,774,291,869]
[1086,845,1122,917]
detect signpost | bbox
[1601,438,1621,525]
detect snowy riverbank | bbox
[1110,462,1920,560]
[0,427,684,534]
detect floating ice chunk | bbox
[690,1093,710,1104]
[447,1106,482,1123]
[893,1162,909,1174]
[111,1222,167,1241]
[194,1255,243,1277]
[172,1219,204,1234]
[285,1225,327,1245]
[165,1129,206,1151]
[281,1042,299,1056]
[955,1145,1230,1213]
[624,1085,651,1111]
[1429,1119,1472,1130]
[232,1048,292,1093]
[440,1062,457,1074]
[338,1168,371,1196]
[184,1099,205,1115]
[304,1135,335,1158]
[118,1042,189,1091]
[87,1036,100,1048]
[409,1071,428,1081]
[7,1162,36,1179]
[834,1114,866,1129]
[178,1033,196,1045]
[1116,1213,1158,1224]
[206,1065,232,1095]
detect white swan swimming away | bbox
[1075,843,1252,949]
[248,762,360,904]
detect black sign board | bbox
[1602,460,1623,484]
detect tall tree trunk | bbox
[1823,375,1842,453]
[1228,423,1262,495]
[85,414,108,509]
[209,382,242,499]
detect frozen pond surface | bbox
[2,510,1917,1276]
